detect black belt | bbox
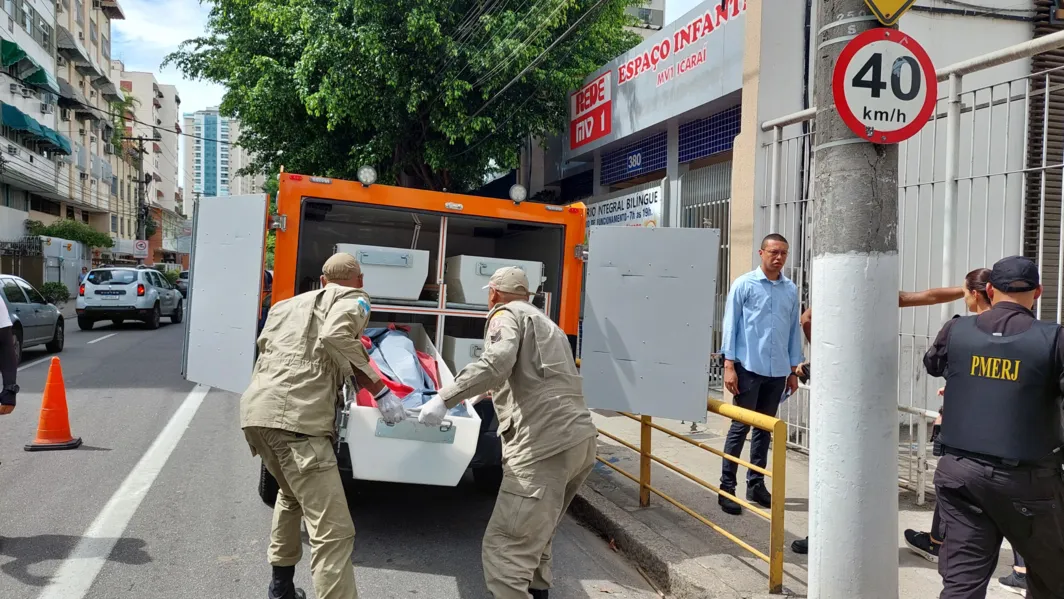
[942,446,1062,470]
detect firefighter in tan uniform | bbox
[241,253,407,599]
[418,267,598,599]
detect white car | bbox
[75,267,184,330]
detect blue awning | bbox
[0,103,72,155]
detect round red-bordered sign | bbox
[832,28,937,145]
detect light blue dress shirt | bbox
[720,267,804,379]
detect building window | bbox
[75,0,83,25]
[20,1,31,32]
[110,214,117,232]
[66,207,74,219]
[101,34,110,61]
[90,20,97,44]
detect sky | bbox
[110,0,225,181]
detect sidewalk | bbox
[569,400,1021,598]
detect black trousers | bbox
[934,453,1064,599]
[720,363,786,491]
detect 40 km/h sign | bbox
[833,28,937,145]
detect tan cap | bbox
[322,252,362,281]
[484,266,530,295]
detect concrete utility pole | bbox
[809,2,899,598]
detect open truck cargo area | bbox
[181,172,721,509]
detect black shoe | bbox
[791,537,808,554]
[268,565,306,599]
[998,571,1027,597]
[747,482,772,509]
[268,589,305,599]
[719,490,742,515]
[530,589,549,599]
[903,529,940,563]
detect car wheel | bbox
[77,316,94,331]
[258,461,279,508]
[146,304,161,330]
[472,465,503,493]
[170,300,183,324]
[12,327,22,363]
[45,319,64,353]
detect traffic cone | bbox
[24,357,82,451]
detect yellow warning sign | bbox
[863,0,917,26]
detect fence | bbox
[760,30,1064,497]
[593,400,788,594]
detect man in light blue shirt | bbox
[718,233,803,516]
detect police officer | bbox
[418,267,597,599]
[923,255,1064,599]
[241,252,406,599]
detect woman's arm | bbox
[899,287,964,308]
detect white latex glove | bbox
[418,395,448,427]
[375,389,406,425]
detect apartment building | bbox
[183,107,264,198]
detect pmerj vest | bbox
[941,315,1064,462]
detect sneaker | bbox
[998,571,1027,597]
[747,482,772,509]
[791,537,808,554]
[903,529,940,563]
[719,490,742,515]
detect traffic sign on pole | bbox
[863,0,917,26]
[133,240,149,259]
[832,28,936,145]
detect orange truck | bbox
[180,171,720,503]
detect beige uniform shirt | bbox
[439,300,597,467]
[240,283,381,439]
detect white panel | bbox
[182,195,268,394]
[581,226,720,421]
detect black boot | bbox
[268,565,307,599]
[530,589,549,599]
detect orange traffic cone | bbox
[24,357,82,451]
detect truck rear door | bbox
[182,194,269,394]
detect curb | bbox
[569,483,741,599]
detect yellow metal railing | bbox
[592,398,788,594]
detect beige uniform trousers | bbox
[483,437,597,598]
[244,427,359,599]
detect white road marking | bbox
[36,384,211,599]
[17,356,52,372]
[86,333,117,345]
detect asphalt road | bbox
[0,320,658,599]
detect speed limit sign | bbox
[832,28,936,145]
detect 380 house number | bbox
[832,28,937,145]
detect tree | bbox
[26,219,115,249]
[166,0,639,192]
[110,94,140,150]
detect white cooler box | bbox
[443,335,485,374]
[335,243,430,301]
[340,323,481,487]
[444,255,545,305]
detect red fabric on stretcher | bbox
[354,330,440,407]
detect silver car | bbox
[0,275,64,362]
[75,267,184,330]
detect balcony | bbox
[152,96,162,109]
[56,25,92,67]
[99,0,126,20]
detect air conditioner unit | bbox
[60,109,70,121]
[6,145,16,156]
[56,56,65,66]
[20,87,32,98]
[78,128,86,136]
[104,143,114,155]
[79,172,89,181]
[89,135,97,144]
[89,90,96,98]
[40,103,53,114]
[77,31,84,41]
[56,1,63,12]
[92,0,100,8]
[7,83,17,94]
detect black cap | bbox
[989,256,1040,293]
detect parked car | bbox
[76,267,184,330]
[176,270,189,298]
[0,275,64,362]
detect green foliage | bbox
[143,217,158,240]
[39,282,70,305]
[157,269,181,286]
[26,219,115,249]
[165,0,640,192]
[110,95,140,150]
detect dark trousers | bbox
[935,453,1064,599]
[720,363,786,491]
